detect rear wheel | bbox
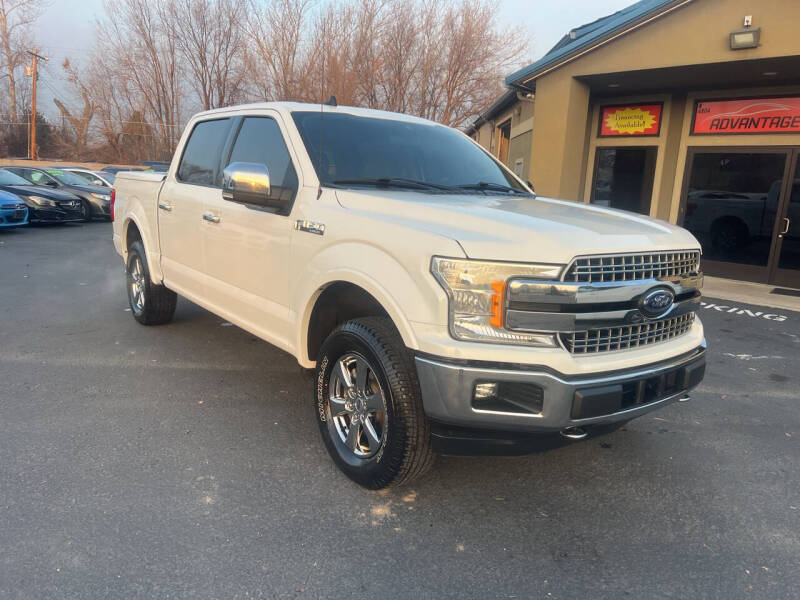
[314,317,434,489]
[126,240,177,325]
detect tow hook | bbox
[560,426,588,440]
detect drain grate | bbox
[770,287,800,297]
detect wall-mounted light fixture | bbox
[730,15,760,50]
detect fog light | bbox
[472,381,544,415]
[473,382,498,401]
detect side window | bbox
[227,117,299,204]
[30,170,48,185]
[177,118,231,186]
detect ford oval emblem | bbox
[640,288,675,318]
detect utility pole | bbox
[26,50,48,160]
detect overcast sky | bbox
[32,0,634,120]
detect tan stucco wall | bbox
[471,96,534,179]
[527,0,800,211]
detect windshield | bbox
[46,168,92,186]
[291,111,528,194]
[0,169,33,186]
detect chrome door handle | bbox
[158,202,172,212]
[780,217,791,235]
[202,212,220,223]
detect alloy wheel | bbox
[327,352,387,458]
[128,256,146,312]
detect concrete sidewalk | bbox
[703,276,800,312]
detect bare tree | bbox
[0,0,48,120]
[55,0,527,162]
[93,0,182,158]
[171,0,246,110]
[246,0,313,101]
[53,58,94,157]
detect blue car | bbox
[0,189,28,228]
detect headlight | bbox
[28,195,56,207]
[90,192,110,201]
[431,257,562,346]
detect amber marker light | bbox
[489,281,506,327]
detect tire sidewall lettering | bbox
[316,355,328,422]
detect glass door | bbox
[680,149,793,284]
[771,152,800,288]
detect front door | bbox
[202,113,299,352]
[680,148,800,287]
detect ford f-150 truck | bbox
[112,102,706,489]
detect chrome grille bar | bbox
[566,251,700,282]
[560,313,695,354]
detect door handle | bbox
[780,217,790,236]
[158,202,172,212]
[202,212,221,223]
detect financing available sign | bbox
[599,103,662,137]
[692,97,800,134]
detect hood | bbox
[334,190,700,264]
[0,189,24,204]
[4,184,80,201]
[64,183,109,196]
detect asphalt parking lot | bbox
[1,222,798,599]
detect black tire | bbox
[79,199,92,222]
[315,317,434,489]
[126,240,177,325]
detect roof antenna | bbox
[323,95,337,107]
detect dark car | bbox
[140,161,170,172]
[3,166,111,221]
[101,166,144,175]
[0,169,83,223]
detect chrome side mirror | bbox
[222,162,271,205]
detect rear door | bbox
[158,117,232,298]
[201,112,300,350]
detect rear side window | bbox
[227,117,298,203]
[177,118,231,186]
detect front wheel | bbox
[126,240,177,325]
[315,317,434,489]
[79,199,92,222]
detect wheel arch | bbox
[299,277,421,368]
[120,210,164,283]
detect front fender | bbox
[292,239,463,367]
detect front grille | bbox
[561,313,695,354]
[1,203,21,210]
[565,251,700,283]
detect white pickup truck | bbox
[112,102,706,489]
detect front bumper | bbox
[415,342,706,434]
[86,196,111,217]
[27,205,81,223]
[0,207,28,227]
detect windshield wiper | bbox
[331,178,454,192]
[455,181,528,194]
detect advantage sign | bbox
[599,103,662,137]
[692,97,800,134]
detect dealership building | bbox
[469,0,800,288]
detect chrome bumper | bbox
[415,342,706,433]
